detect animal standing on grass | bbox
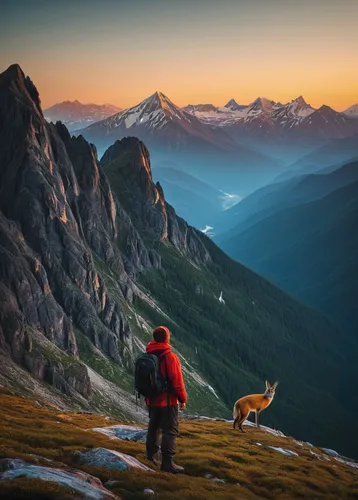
[233,380,278,432]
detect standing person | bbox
[145,325,187,473]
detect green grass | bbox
[0,478,84,499]
[0,390,357,500]
[134,241,358,458]
[74,328,133,393]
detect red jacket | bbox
[145,340,187,407]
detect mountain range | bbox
[186,96,358,164]
[44,92,358,205]
[343,103,358,118]
[274,135,358,182]
[44,100,121,131]
[185,96,358,137]
[1,64,357,457]
[75,91,285,195]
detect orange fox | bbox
[233,380,278,432]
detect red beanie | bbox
[153,326,170,343]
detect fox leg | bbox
[237,411,250,433]
[255,410,260,428]
[233,408,241,429]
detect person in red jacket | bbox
[145,325,187,473]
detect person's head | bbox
[153,325,170,344]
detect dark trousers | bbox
[146,405,179,461]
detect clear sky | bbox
[1,0,358,110]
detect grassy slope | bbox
[92,251,227,417]
[101,142,357,457]
[136,241,358,458]
[0,390,357,500]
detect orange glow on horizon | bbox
[1,0,357,112]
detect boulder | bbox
[91,424,147,442]
[0,459,118,499]
[79,448,153,472]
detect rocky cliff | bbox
[0,65,223,417]
[0,65,134,402]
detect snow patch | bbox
[220,191,242,210]
[334,457,358,470]
[200,225,214,237]
[268,446,299,457]
[207,385,220,399]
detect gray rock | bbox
[91,424,147,443]
[104,480,121,488]
[322,448,339,457]
[143,489,155,496]
[0,459,118,499]
[79,448,154,472]
[0,65,133,397]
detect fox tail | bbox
[233,405,241,429]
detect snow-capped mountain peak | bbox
[292,95,307,106]
[182,93,358,139]
[145,91,175,112]
[44,100,121,131]
[97,91,192,131]
[283,96,315,118]
[79,91,240,154]
[343,103,358,118]
[249,97,276,113]
[224,98,247,111]
[136,91,181,115]
[183,103,218,113]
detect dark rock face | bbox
[0,212,91,398]
[0,65,213,401]
[101,137,168,243]
[101,138,212,267]
[0,65,133,395]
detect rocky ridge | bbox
[0,65,223,415]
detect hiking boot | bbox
[161,459,185,474]
[146,451,160,467]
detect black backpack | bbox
[134,351,169,399]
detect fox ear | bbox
[272,381,279,389]
[265,380,270,390]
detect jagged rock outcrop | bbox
[101,137,212,268]
[0,65,213,401]
[0,459,119,499]
[0,65,133,394]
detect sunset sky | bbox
[1,0,358,111]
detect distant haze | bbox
[1,0,357,110]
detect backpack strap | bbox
[155,351,171,408]
[152,350,171,407]
[162,353,170,409]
